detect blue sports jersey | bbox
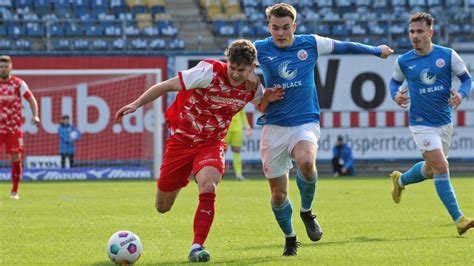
[255,35,322,126]
[393,45,469,126]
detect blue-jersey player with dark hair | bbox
[389,12,473,236]
[253,3,394,256]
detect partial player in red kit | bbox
[115,39,283,263]
[0,55,40,200]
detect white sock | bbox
[190,243,202,252]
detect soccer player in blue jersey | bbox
[254,3,394,256]
[389,12,473,236]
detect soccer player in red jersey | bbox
[115,39,283,263]
[0,55,40,200]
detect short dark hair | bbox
[409,12,434,27]
[224,39,256,66]
[0,55,12,63]
[265,3,297,23]
[337,135,344,141]
[61,115,70,119]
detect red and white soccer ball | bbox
[107,231,142,264]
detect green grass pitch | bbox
[1,176,473,265]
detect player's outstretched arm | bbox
[332,41,394,58]
[256,86,285,113]
[115,77,182,123]
[26,93,40,124]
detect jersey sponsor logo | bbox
[278,61,297,80]
[297,49,308,61]
[436,58,445,68]
[420,68,436,85]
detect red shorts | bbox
[157,137,227,192]
[0,131,24,154]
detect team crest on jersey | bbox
[423,139,431,148]
[278,61,297,80]
[420,68,436,85]
[436,58,445,68]
[297,49,308,61]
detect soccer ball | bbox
[69,130,79,141]
[107,231,142,264]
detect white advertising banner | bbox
[177,54,474,160]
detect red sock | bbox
[11,161,22,193]
[193,193,216,246]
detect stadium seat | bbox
[73,6,91,19]
[33,0,51,18]
[50,23,65,37]
[54,0,72,19]
[0,39,12,49]
[110,0,127,16]
[65,22,84,36]
[74,39,89,50]
[158,20,178,37]
[54,39,71,50]
[85,23,104,37]
[15,39,32,50]
[149,38,166,49]
[125,22,141,36]
[127,0,148,16]
[130,38,148,49]
[147,0,165,16]
[92,39,109,50]
[142,25,160,37]
[26,22,45,37]
[167,38,185,50]
[112,38,127,49]
[14,0,32,9]
[7,24,25,38]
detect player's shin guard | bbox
[400,161,427,186]
[11,161,22,193]
[193,193,216,246]
[296,171,316,211]
[434,173,463,222]
[271,198,295,237]
[233,152,242,176]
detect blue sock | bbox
[296,170,317,211]
[434,173,463,222]
[400,161,427,186]
[271,198,295,237]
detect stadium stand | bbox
[0,0,472,52]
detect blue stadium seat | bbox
[26,22,45,37]
[85,23,104,37]
[92,39,109,50]
[125,23,141,36]
[112,38,126,49]
[142,25,160,37]
[74,6,91,19]
[110,0,127,16]
[91,0,108,17]
[167,38,185,50]
[54,39,71,50]
[0,39,12,50]
[0,25,6,37]
[130,38,148,49]
[15,39,32,50]
[158,20,178,37]
[65,22,85,36]
[316,24,331,36]
[54,0,72,19]
[34,0,51,17]
[104,22,122,37]
[7,24,25,38]
[74,39,89,50]
[241,23,256,36]
[332,24,350,36]
[150,39,166,49]
[50,24,65,37]
[150,5,165,17]
[71,0,91,7]
[14,0,32,9]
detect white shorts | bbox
[260,123,320,179]
[409,123,453,156]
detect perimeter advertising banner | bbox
[175,54,474,160]
[2,56,167,162]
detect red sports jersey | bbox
[0,76,32,134]
[167,60,262,146]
